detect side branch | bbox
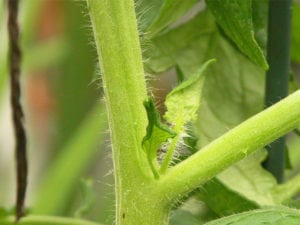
[158,90,300,201]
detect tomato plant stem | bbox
[87,0,171,224]
[263,0,292,182]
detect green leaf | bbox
[144,10,217,74]
[135,0,163,33]
[164,59,215,126]
[147,0,198,36]
[216,150,277,206]
[205,0,268,69]
[199,178,258,216]
[170,209,201,225]
[142,97,176,177]
[160,60,215,173]
[252,0,269,51]
[204,207,300,225]
[160,59,215,172]
[171,199,218,225]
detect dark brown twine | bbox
[7,0,27,220]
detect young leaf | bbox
[204,207,300,225]
[205,0,268,69]
[147,0,198,37]
[160,60,214,172]
[164,59,215,126]
[142,97,176,177]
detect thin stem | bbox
[158,90,300,202]
[263,0,292,182]
[7,0,27,220]
[161,112,185,173]
[160,134,180,173]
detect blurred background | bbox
[0,0,116,223]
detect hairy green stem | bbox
[0,216,102,225]
[87,0,169,224]
[263,0,292,182]
[160,133,180,173]
[87,0,148,176]
[159,90,300,202]
[160,120,183,173]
